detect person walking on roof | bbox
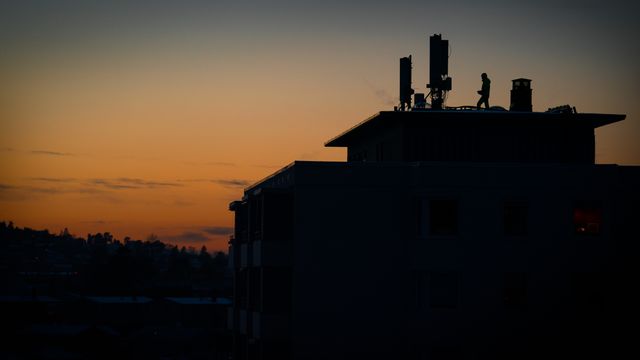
[477,73,491,110]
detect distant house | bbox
[228,107,639,359]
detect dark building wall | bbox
[291,181,414,358]
[404,120,595,163]
[230,161,639,359]
[327,111,621,165]
[347,120,404,162]
[229,189,295,359]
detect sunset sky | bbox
[1,0,639,251]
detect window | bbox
[429,272,459,308]
[504,202,528,236]
[503,272,527,309]
[429,200,458,236]
[574,201,602,235]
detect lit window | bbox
[574,201,602,235]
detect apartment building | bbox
[228,109,638,359]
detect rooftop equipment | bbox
[399,56,413,111]
[414,93,426,109]
[427,34,452,110]
[510,78,532,112]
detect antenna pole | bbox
[427,34,452,110]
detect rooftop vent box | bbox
[510,78,532,112]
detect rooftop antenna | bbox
[427,34,452,110]
[399,55,413,111]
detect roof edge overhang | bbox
[325,112,383,147]
[325,110,626,148]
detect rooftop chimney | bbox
[510,78,532,112]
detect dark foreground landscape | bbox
[0,221,232,359]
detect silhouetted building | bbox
[228,108,638,359]
[325,110,622,164]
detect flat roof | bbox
[325,110,626,147]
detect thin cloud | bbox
[0,183,16,190]
[202,226,233,236]
[29,177,77,183]
[173,200,194,206]
[89,178,183,190]
[80,220,118,225]
[164,231,210,243]
[14,177,183,196]
[211,179,251,188]
[251,164,281,169]
[177,178,251,188]
[183,161,236,167]
[176,179,206,183]
[25,186,69,195]
[23,186,107,195]
[205,161,236,167]
[2,176,135,204]
[0,183,108,201]
[30,150,74,156]
[365,80,396,106]
[117,178,182,188]
[88,179,138,190]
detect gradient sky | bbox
[1,0,639,251]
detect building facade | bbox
[228,110,638,359]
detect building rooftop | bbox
[325,110,625,147]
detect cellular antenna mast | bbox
[427,34,452,110]
[399,55,413,111]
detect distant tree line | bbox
[0,221,229,298]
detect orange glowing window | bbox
[573,202,602,235]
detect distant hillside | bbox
[0,221,229,297]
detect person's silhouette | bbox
[477,73,491,110]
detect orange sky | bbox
[1,1,639,251]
